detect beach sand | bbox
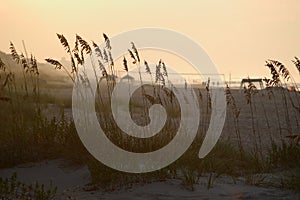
[0,159,298,199]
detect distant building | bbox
[120,74,134,82]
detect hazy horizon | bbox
[1,0,300,82]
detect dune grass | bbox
[0,33,299,197]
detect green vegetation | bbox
[0,172,57,200]
[0,33,299,199]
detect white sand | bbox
[0,159,298,199]
[0,159,90,192]
[59,177,299,200]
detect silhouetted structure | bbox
[120,74,134,82]
[240,78,263,89]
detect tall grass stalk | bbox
[225,84,243,156]
[244,78,261,158]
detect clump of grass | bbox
[87,156,172,191]
[284,168,300,192]
[268,141,300,169]
[1,43,89,168]
[0,103,87,168]
[0,172,57,200]
[181,167,199,191]
[9,42,40,104]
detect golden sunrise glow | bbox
[1,0,300,81]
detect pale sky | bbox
[1,0,300,81]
